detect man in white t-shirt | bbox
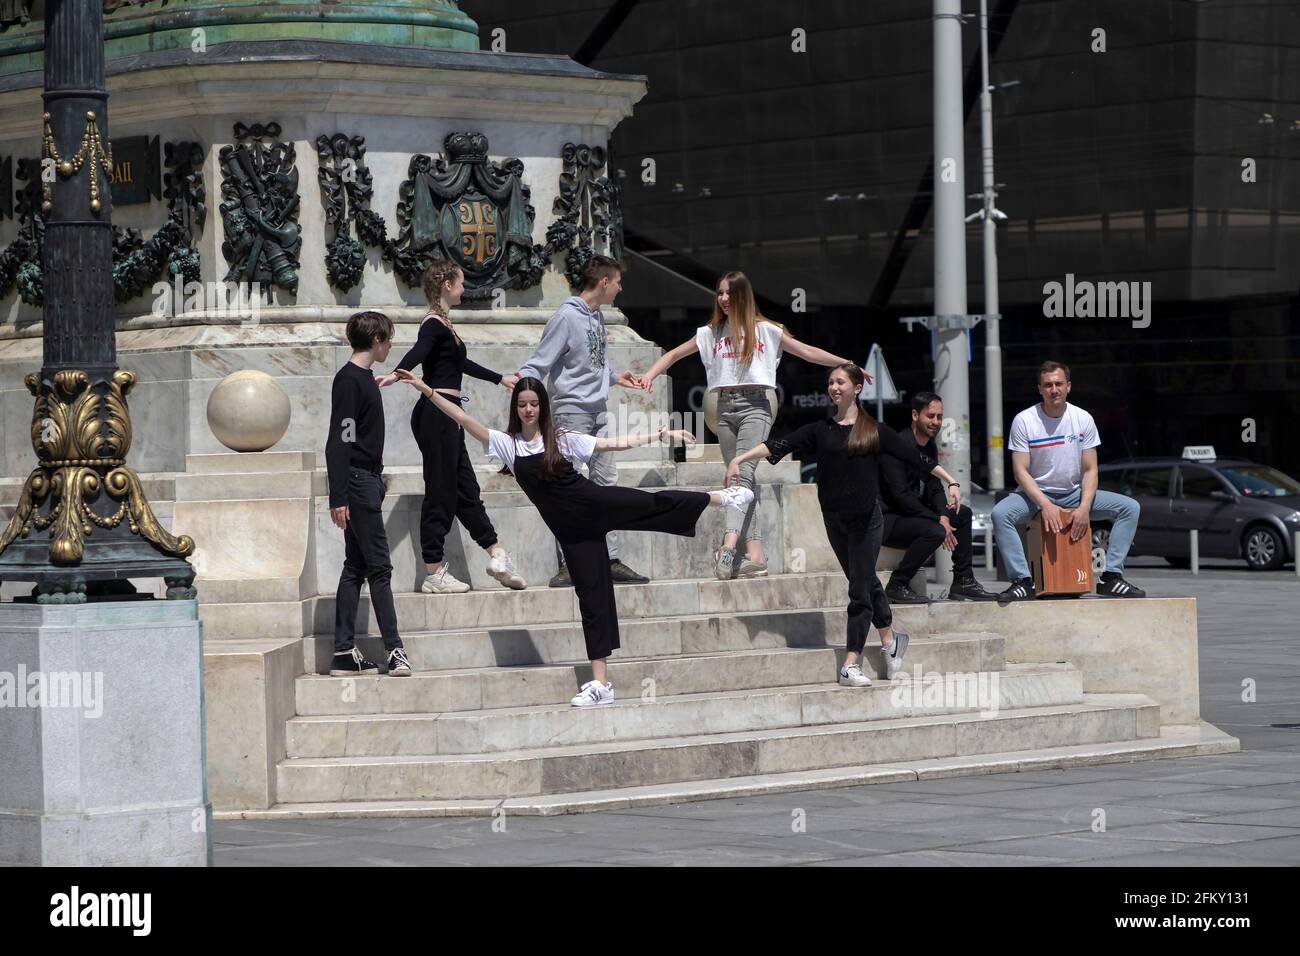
[992,360,1145,601]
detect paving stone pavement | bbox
[214,561,1300,866]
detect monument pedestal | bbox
[0,601,210,866]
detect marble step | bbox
[307,604,948,673]
[225,722,1239,820]
[286,663,1083,758]
[297,633,1001,715]
[275,694,1160,803]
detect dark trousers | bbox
[822,506,892,655]
[334,469,402,655]
[411,397,498,564]
[882,504,976,582]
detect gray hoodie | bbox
[518,295,617,413]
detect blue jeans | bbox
[992,486,1139,581]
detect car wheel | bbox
[1243,525,1285,571]
[1090,526,1109,575]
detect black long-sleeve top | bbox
[325,361,385,508]
[767,416,932,515]
[880,427,949,520]
[395,316,502,390]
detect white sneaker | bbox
[715,486,755,512]
[714,547,736,581]
[486,551,527,590]
[570,680,614,707]
[838,664,872,687]
[421,566,470,594]
[884,631,910,680]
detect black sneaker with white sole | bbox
[997,577,1036,604]
[329,646,379,676]
[885,581,930,605]
[387,647,412,676]
[1097,572,1145,598]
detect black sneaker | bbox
[948,576,999,602]
[329,647,379,676]
[1097,572,1145,598]
[997,577,1036,604]
[387,647,412,677]
[609,559,650,584]
[885,580,930,605]
[549,564,572,588]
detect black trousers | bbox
[882,504,976,582]
[334,469,402,655]
[411,397,498,564]
[822,506,892,655]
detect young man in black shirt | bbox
[880,392,997,603]
[325,310,411,677]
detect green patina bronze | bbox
[0,1,480,75]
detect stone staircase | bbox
[220,571,1238,819]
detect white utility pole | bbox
[979,0,1005,491]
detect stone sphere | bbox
[206,370,291,452]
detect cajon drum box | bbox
[1028,508,1093,596]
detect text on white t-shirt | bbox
[696,320,784,389]
[1007,403,1100,494]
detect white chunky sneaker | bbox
[838,663,872,687]
[714,547,736,581]
[486,551,527,590]
[884,631,910,680]
[715,486,755,512]
[570,680,614,707]
[421,566,470,594]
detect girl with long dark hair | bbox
[395,369,755,707]
[726,364,961,687]
[378,260,524,594]
[638,270,858,580]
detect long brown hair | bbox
[505,377,569,479]
[421,259,462,343]
[832,363,881,457]
[709,271,771,366]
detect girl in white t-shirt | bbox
[395,369,755,708]
[639,270,859,580]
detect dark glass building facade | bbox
[462,0,1300,479]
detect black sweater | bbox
[395,316,501,390]
[325,361,385,508]
[767,416,931,515]
[880,427,949,520]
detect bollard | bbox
[1190,528,1199,575]
[985,528,994,570]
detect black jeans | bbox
[412,398,498,565]
[334,468,402,655]
[882,504,976,581]
[822,506,892,655]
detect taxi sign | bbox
[1182,445,1216,461]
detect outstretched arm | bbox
[724,442,772,486]
[639,338,699,391]
[781,332,869,381]
[394,368,490,445]
[593,427,696,452]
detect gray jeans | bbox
[553,409,618,562]
[715,388,774,541]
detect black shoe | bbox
[885,580,930,604]
[329,647,379,676]
[549,564,572,588]
[609,559,650,584]
[1097,572,1145,598]
[387,647,412,677]
[997,577,1036,604]
[948,576,999,602]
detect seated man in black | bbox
[881,392,997,604]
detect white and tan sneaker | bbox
[487,551,527,590]
[421,566,470,594]
[570,680,614,707]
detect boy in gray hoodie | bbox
[518,255,648,585]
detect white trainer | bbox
[487,551,527,590]
[715,486,755,512]
[570,680,614,707]
[838,663,872,687]
[884,631,910,680]
[421,566,470,594]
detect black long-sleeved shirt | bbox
[325,361,385,508]
[767,416,931,515]
[880,427,949,520]
[395,316,501,390]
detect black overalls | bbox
[510,444,710,660]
